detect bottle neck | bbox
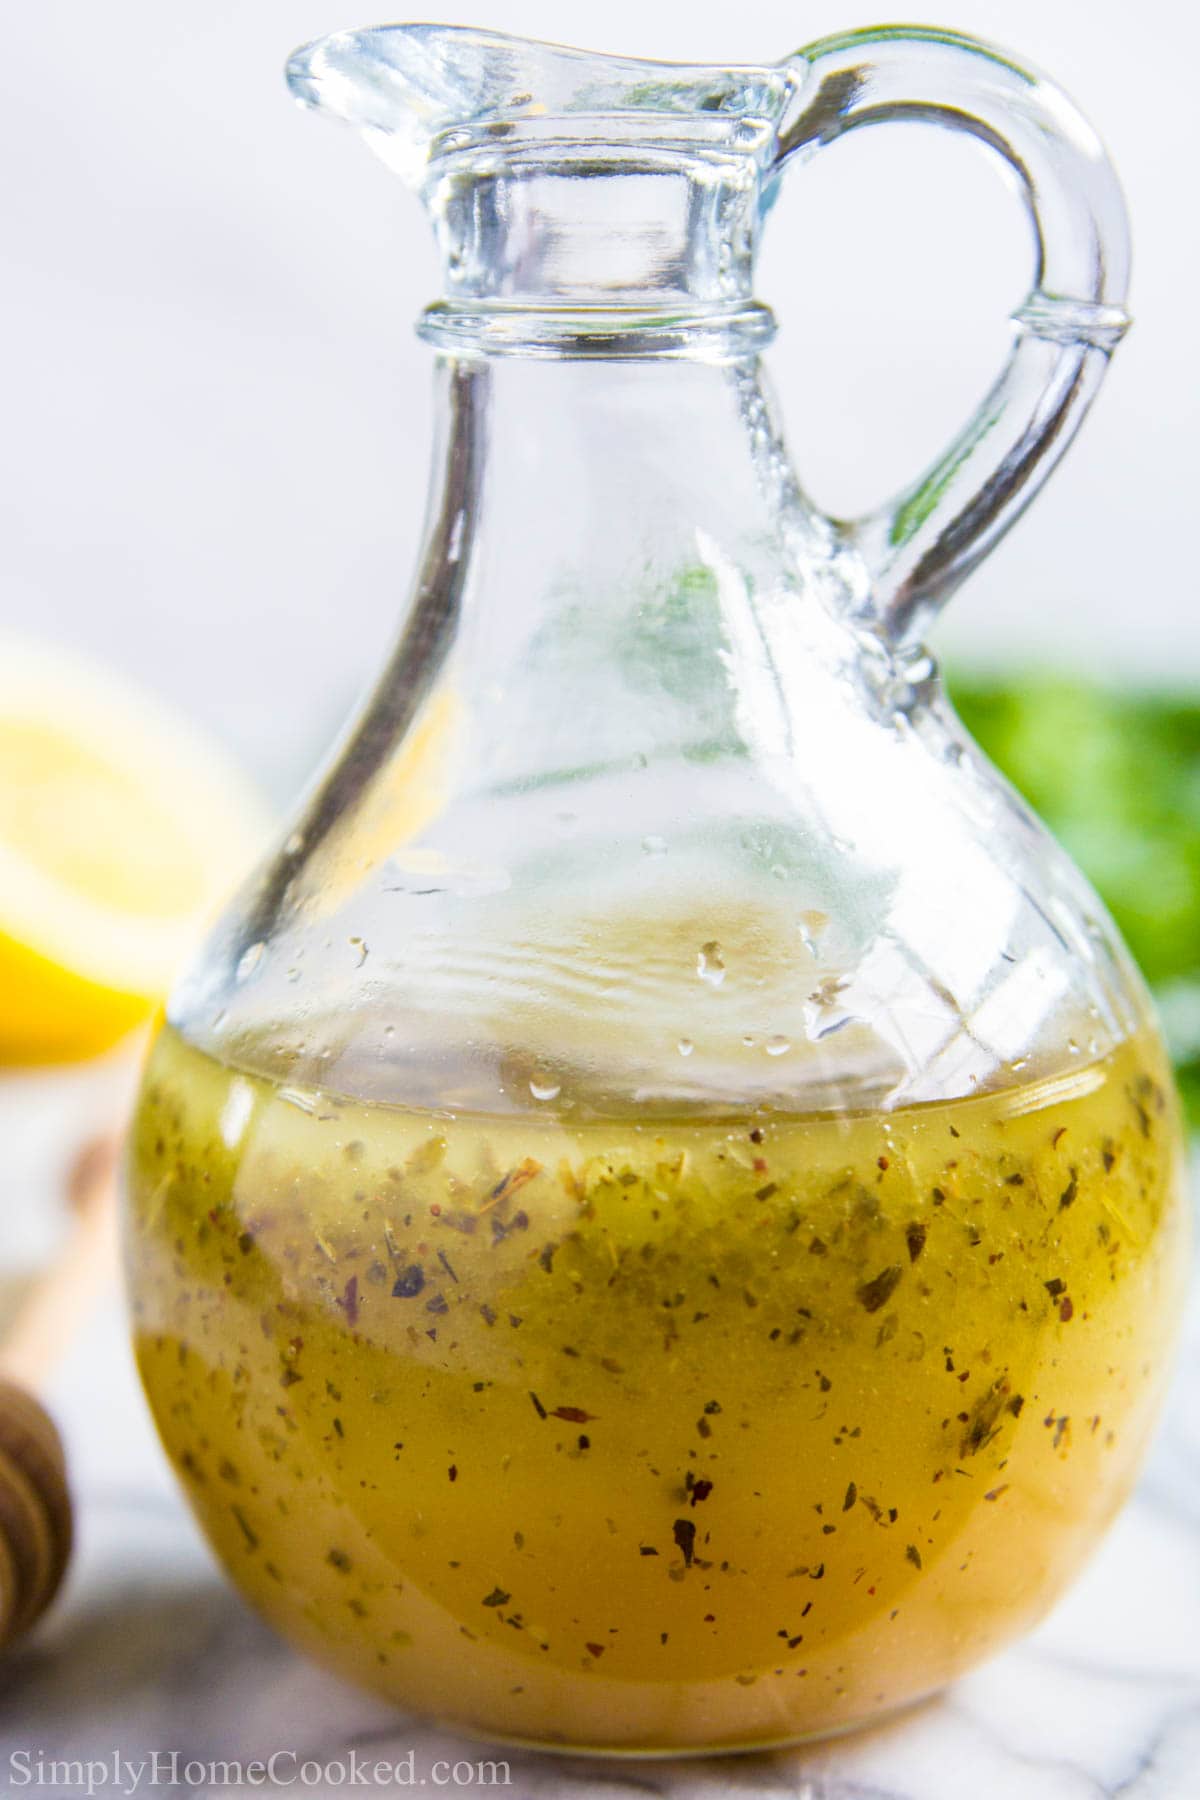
[396,349,857,801]
[417,131,778,359]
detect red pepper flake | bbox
[529,1392,547,1419]
[1044,1278,1066,1298]
[752,1157,768,1173]
[857,1266,902,1313]
[338,1275,360,1328]
[1052,1127,1067,1149]
[984,1484,1009,1501]
[479,1302,497,1326]
[673,1518,697,1567]
[481,1587,510,1607]
[689,1479,714,1507]
[877,1156,889,1171]
[905,1223,927,1263]
[448,1465,458,1482]
[1008,1394,1025,1417]
[585,1642,604,1658]
[639,1545,658,1556]
[905,1544,922,1570]
[749,1128,764,1144]
[481,1159,542,1213]
[550,1406,595,1424]
[1058,1172,1078,1211]
[843,1482,857,1512]
[1059,1296,1074,1322]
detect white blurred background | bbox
[2,1,1196,803]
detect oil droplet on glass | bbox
[798,910,830,956]
[677,1038,694,1058]
[765,1035,791,1057]
[697,941,726,987]
[236,942,265,983]
[529,1076,561,1102]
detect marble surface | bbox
[2,1238,1198,1799]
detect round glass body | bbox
[125,22,1188,1753]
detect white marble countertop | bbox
[0,1253,1196,1800]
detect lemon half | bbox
[0,637,269,1063]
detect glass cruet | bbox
[125,23,1189,1754]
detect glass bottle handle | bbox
[774,27,1131,645]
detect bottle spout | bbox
[286,26,794,316]
[285,25,791,186]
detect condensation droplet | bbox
[742,1034,756,1048]
[284,832,304,856]
[697,941,726,986]
[765,1035,791,1057]
[236,942,265,982]
[530,1076,561,1102]
[286,967,302,984]
[642,834,667,856]
[677,1037,694,1057]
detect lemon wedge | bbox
[0,637,269,1063]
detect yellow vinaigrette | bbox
[127,1024,1187,1751]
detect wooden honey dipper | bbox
[0,1134,120,1649]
